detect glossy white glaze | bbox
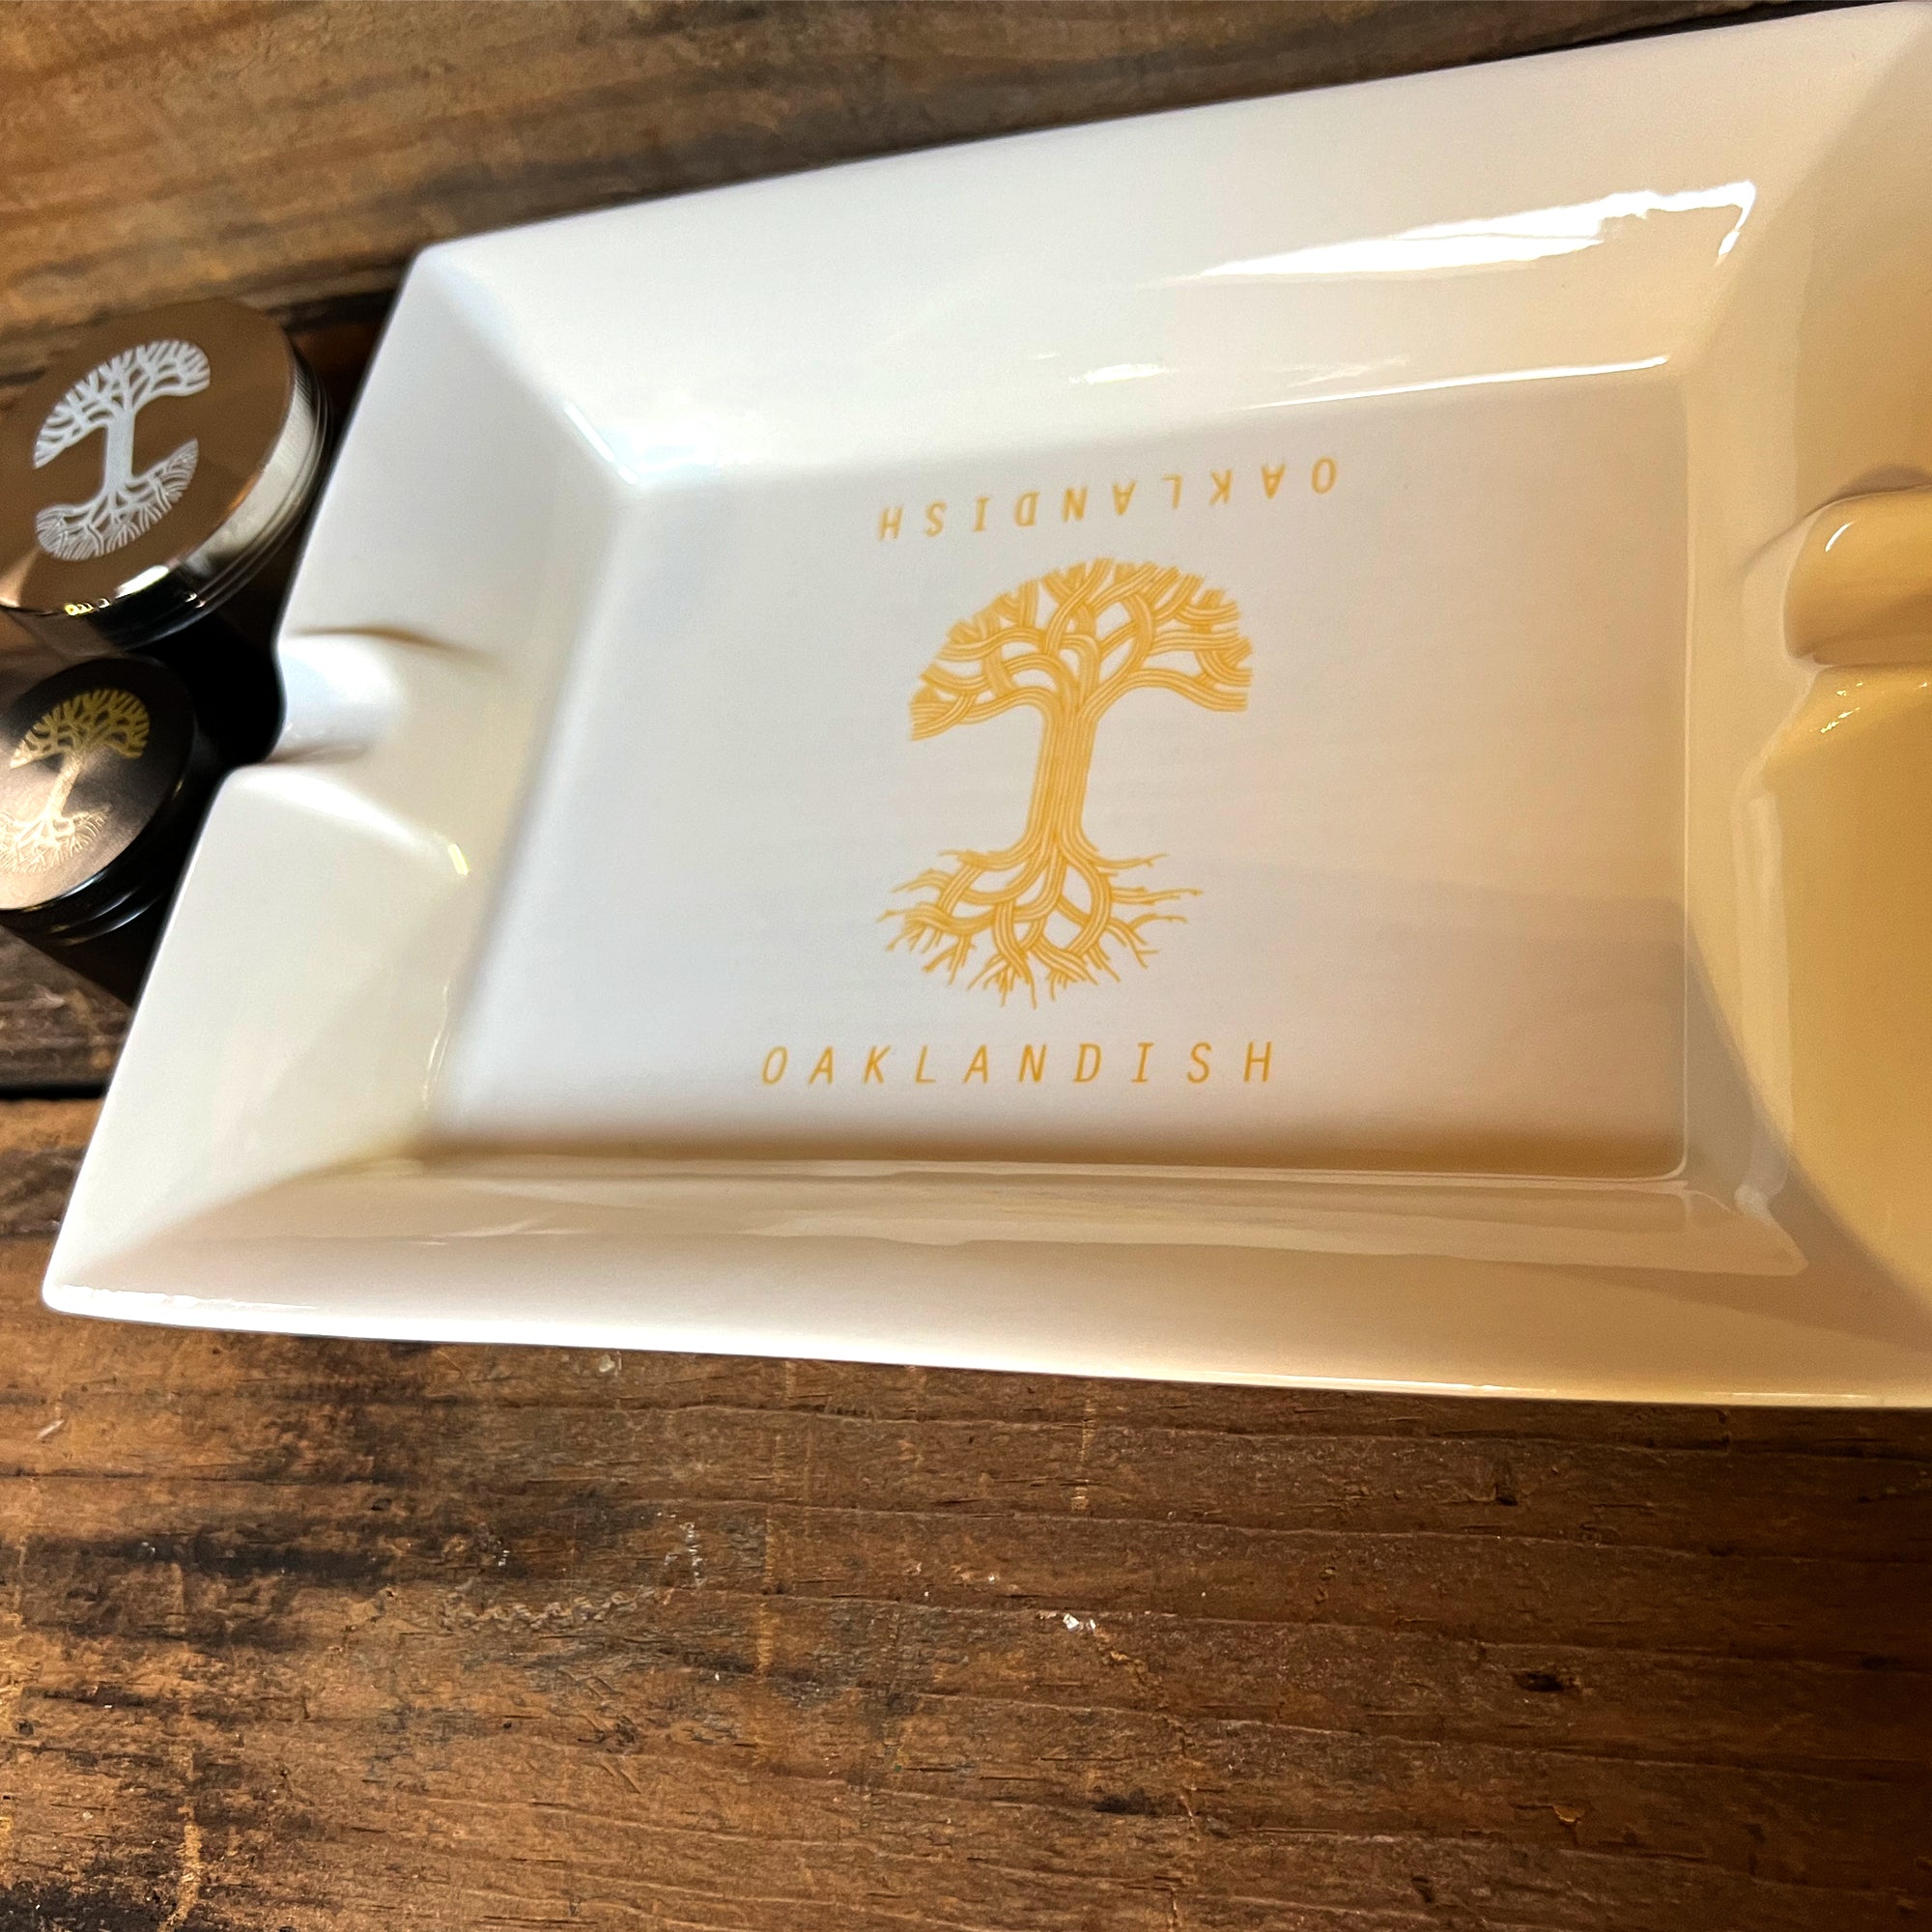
[44,2,1932,1402]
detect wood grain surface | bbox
[0,0,1776,396]
[0,1227,1925,1932]
[0,942,123,1094]
[2,3,1928,1927]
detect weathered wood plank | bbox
[0,1099,97,1236]
[0,1249,1923,1929]
[0,940,122,1094]
[0,0,1773,392]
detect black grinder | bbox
[0,300,327,1000]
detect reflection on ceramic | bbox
[1786,486,1932,665]
[42,2,1932,1403]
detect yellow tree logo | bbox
[0,688,150,872]
[886,558,1251,1001]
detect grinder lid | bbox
[0,654,208,918]
[0,299,325,651]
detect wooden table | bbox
[0,7,1926,1926]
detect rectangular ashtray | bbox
[45,4,1932,1404]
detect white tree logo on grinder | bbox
[32,338,211,562]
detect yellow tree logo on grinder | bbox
[887,559,1251,1001]
[0,688,150,871]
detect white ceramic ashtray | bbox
[40,2,1932,1403]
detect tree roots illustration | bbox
[0,807,107,872]
[34,441,199,563]
[886,558,1251,1002]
